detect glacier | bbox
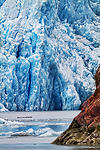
[0,0,100,111]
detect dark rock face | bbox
[52,66,100,146]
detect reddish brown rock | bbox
[52,66,100,146]
[95,66,100,87]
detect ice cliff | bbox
[0,0,100,111]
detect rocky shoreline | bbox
[52,66,100,146]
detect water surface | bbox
[0,111,99,150]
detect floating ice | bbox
[11,128,34,136]
[0,118,7,124]
[0,117,24,126]
[36,127,62,137]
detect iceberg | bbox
[0,0,100,111]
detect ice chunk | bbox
[0,103,8,112]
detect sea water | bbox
[0,111,99,150]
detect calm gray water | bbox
[0,111,99,150]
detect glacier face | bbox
[0,0,100,111]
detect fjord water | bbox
[0,111,99,150]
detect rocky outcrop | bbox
[52,66,100,146]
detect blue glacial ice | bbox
[0,0,100,111]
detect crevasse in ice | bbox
[0,0,100,111]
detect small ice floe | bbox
[6,120,24,126]
[0,118,7,124]
[11,128,35,136]
[0,131,13,136]
[40,130,62,137]
[0,103,8,112]
[0,118,24,126]
[36,127,62,137]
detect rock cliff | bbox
[52,66,100,146]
